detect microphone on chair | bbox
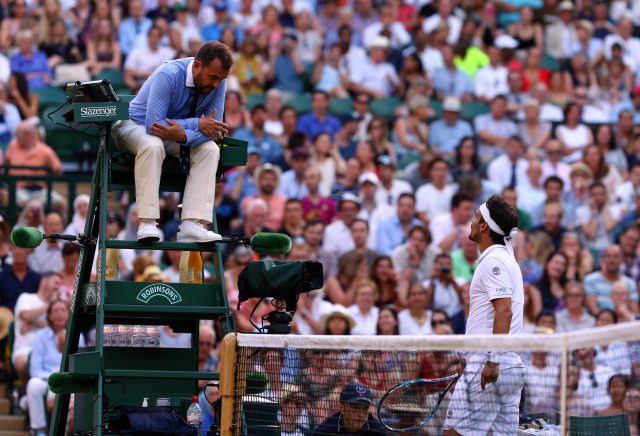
[48,372,96,394]
[248,233,292,256]
[11,227,80,249]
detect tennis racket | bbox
[377,373,461,432]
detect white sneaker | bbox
[137,222,160,242]
[177,220,222,243]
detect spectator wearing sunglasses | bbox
[573,347,617,413]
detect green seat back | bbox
[329,97,353,117]
[370,97,403,119]
[94,69,127,89]
[569,414,630,436]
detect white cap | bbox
[339,192,362,208]
[367,35,390,50]
[358,171,380,186]
[494,34,518,49]
[442,96,462,112]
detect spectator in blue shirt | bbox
[0,246,40,312]
[201,3,243,44]
[234,105,283,165]
[432,45,473,101]
[611,86,640,124]
[267,30,305,97]
[118,0,153,56]
[429,97,474,156]
[225,146,261,203]
[296,90,342,141]
[10,30,52,90]
[376,192,422,256]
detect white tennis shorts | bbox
[442,362,525,435]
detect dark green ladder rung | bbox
[105,240,226,251]
[104,370,219,380]
[103,304,229,316]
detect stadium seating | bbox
[370,97,403,119]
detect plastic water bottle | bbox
[186,395,202,431]
[105,234,119,280]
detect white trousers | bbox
[112,120,219,223]
[27,377,48,430]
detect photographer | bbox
[424,253,466,334]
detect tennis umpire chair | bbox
[48,81,247,435]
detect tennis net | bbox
[219,322,640,436]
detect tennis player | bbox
[443,194,525,436]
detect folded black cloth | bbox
[114,405,198,435]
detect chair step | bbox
[103,369,218,380]
[0,416,25,431]
[104,304,229,319]
[0,398,9,414]
[105,239,236,252]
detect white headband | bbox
[479,203,518,255]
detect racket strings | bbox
[378,381,444,430]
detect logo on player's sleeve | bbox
[496,287,512,295]
[492,267,500,276]
[447,409,453,418]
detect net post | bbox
[220,332,239,436]
[559,335,568,436]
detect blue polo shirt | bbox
[0,266,41,312]
[296,112,342,140]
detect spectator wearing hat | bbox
[312,381,385,435]
[348,35,401,99]
[432,45,473,102]
[356,171,382,220]
[375,155,412,208]
[279,147,311,199]
[267,29,305,97]
[612,85,640,124]
[429,97,473,157]
[474,95,519,160]
[234,105,283,165]
[300,166,337,225]
[118,0,153,57]
[226,146,261,203]
[545,1,579,59]
[570,19,603,60]
[241,163,287,231]
[422,0,462,45]
[170,3,202,52]
[323,193,361,258]
[296,90,341,140]
[321,303,356,334]
[473,45,509,103]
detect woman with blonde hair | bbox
[368,117,397,167]
[392,95,430,162]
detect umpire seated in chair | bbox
[112,41,233,243]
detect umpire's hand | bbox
[199,109,229,140]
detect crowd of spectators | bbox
[3,0,640,432]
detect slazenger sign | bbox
[136,284,183,304]
[80,106,117,117]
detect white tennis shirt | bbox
[465,244,525,368]
[466,244,524,336]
